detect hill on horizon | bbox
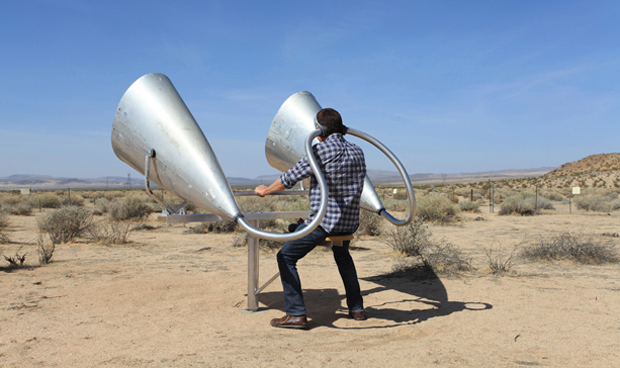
[545,153,620,177]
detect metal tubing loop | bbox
[346,127,416,226]
[236,129,329,241]
[144,151,177,215]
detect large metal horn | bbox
[111,73,241,220]
[265,91,415,225]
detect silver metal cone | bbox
[111,73,241,220]
[265,91,385,213]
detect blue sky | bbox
[1,1,619,179]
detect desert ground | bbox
[1,199,619,367]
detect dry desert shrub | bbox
[574,195,620,212]
[416,193,460,224]
[382,197,409,212]
[4,246,27,267]
[88,220,132,245]
[458,200,480,213]
[37,206,93,244]
[384,222,471,275]
[37,235,55,264]
[187,220,238,234]
[62,194,85,207]
[485,244,519,274]
[0,211,10,232]
[498,197,536,216]
[2,201,33,216]
[521,233,620,264]
[36,193,62,208]
[356,210,382,236]
[232,232,281,250]
[106,196,153,221]
[0,211,10,244]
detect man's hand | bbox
[255,185,268,197]
[255,180,286,197]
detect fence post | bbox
[490,183,495,213]
[535,185,538,211]
[68,187,71,206]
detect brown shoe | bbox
[349,311,367,321]
[270,315,308,329]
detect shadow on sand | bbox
[259,266,492,330]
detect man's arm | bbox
[255,179,286,197]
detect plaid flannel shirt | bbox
[279,133,366,234]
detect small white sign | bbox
[393,188,398,194]
[20,188,30,195]
[572,187,581,195]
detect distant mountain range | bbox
[0,167,555,190]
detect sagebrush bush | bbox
[37,193,62,208]
[237,196,278,228]
[37,206,92,244]
[107,196,153,221]
[62,194,85,207]
[383,222,471,275]
[88,220,132,245]
[526,196,555,210]
[574,195,619,212]
[0,212,10,244]
[3,201,33,216]
[0,211,9,232]
[416,193,460,224]
[521,233,620,264]
[356,210,382,236]
[458,200,480,213]
[382,197,409,212]
[498,196,536,216]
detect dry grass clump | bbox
[4,246,27,267]
[37,206,92,244]
[356,210,382,236]
[521,233,620,264]
[88,220,132,245]
[416,193,460,224]
[574,195,620,212]
[37,236,55,264]
[383,222,471,275]
[485,245,519,274]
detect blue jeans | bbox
[277,223,364,316]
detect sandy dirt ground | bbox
[1,202,619,367]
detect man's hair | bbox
[316,108,346,137]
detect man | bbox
[255,108,367,329]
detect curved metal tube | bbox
[346,127,416,226]
[144,150,176,215]
[236,129,329,241]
